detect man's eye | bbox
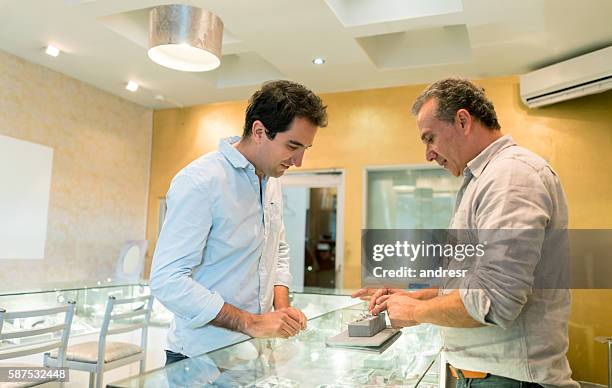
[287,145,298,151]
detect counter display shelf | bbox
[1,283,442,387]
[108,302,442,388]
[0,281,151,347]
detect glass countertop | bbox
[0,279,149,296]
[0,280,358,298]
[108,302,441,388]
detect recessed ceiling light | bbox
[126,81,139,92]
[312,57,325,65]
[45,45,60,57]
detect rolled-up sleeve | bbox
[459,288,491,325]
[150,174,225,329]
[274,219,293,288]
[460,157,552,329]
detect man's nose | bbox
[292,150,305,167]
[426,147,437,162]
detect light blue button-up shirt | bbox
[150,136,292,357]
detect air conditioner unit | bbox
[519,46,612,108]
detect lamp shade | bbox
[148,5,223,72]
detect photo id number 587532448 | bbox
[0,367,69,382]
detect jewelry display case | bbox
[108,301,442,388]
[1,283,442,387]
[0,280,152,346]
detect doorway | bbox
[280,171,344,291]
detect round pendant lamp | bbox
[148,5,223,72]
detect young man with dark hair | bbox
[356,78,577,387]
[151,80,328,364]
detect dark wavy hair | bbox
[243,80,328,139]
[411,78,501,130]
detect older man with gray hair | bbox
[355,78,577,387]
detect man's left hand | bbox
[372,293,421,328]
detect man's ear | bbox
[251,120,266,143]
[456,109,472,135]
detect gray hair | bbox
[411,78,501,130]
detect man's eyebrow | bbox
[288,140,312,148]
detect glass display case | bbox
[1,283,442,387]
[0,280,153,347]
[289,289,358,320]
[0,282,354,348]
[108,301,442,388]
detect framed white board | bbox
[0,134,53,259]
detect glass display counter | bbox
[0,279,148,296]
[0,282,355,346]
[1,283,442,387]
[108,302,442,388]
[289,291,358,320]
[0,280,152,347]
[0,283,353,346]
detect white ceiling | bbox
[1,0,611,109]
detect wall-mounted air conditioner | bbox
[519,46,612,108]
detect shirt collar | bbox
[219,136,251,169]
[464,134,516,178]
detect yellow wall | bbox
[147,76,612,383]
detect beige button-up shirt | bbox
[442,135,578,387]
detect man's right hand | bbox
[352,287,439,313]
[242,307,305,339]
[351,288,405,312]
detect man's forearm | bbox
[414,290,483,328]
[410,287,439,300]
[273,285,290,309]
[211,303,252,333]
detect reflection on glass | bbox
[109,301,442,388]
[0,282,151,348]
[122,245,142,273]
[367,167,462,229]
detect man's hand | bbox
[212,303,306,338]
[371,293,422,328]
[282,307,307,331]
[406,288,439,301]
[351,288,407,311]
[351,288,379,301]
[243,307,306,339]
[352,287,438,312]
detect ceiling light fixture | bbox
[148,5,224,72]
[126,81,139,92]
[45,44,60,57]
[312,57,325,65]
